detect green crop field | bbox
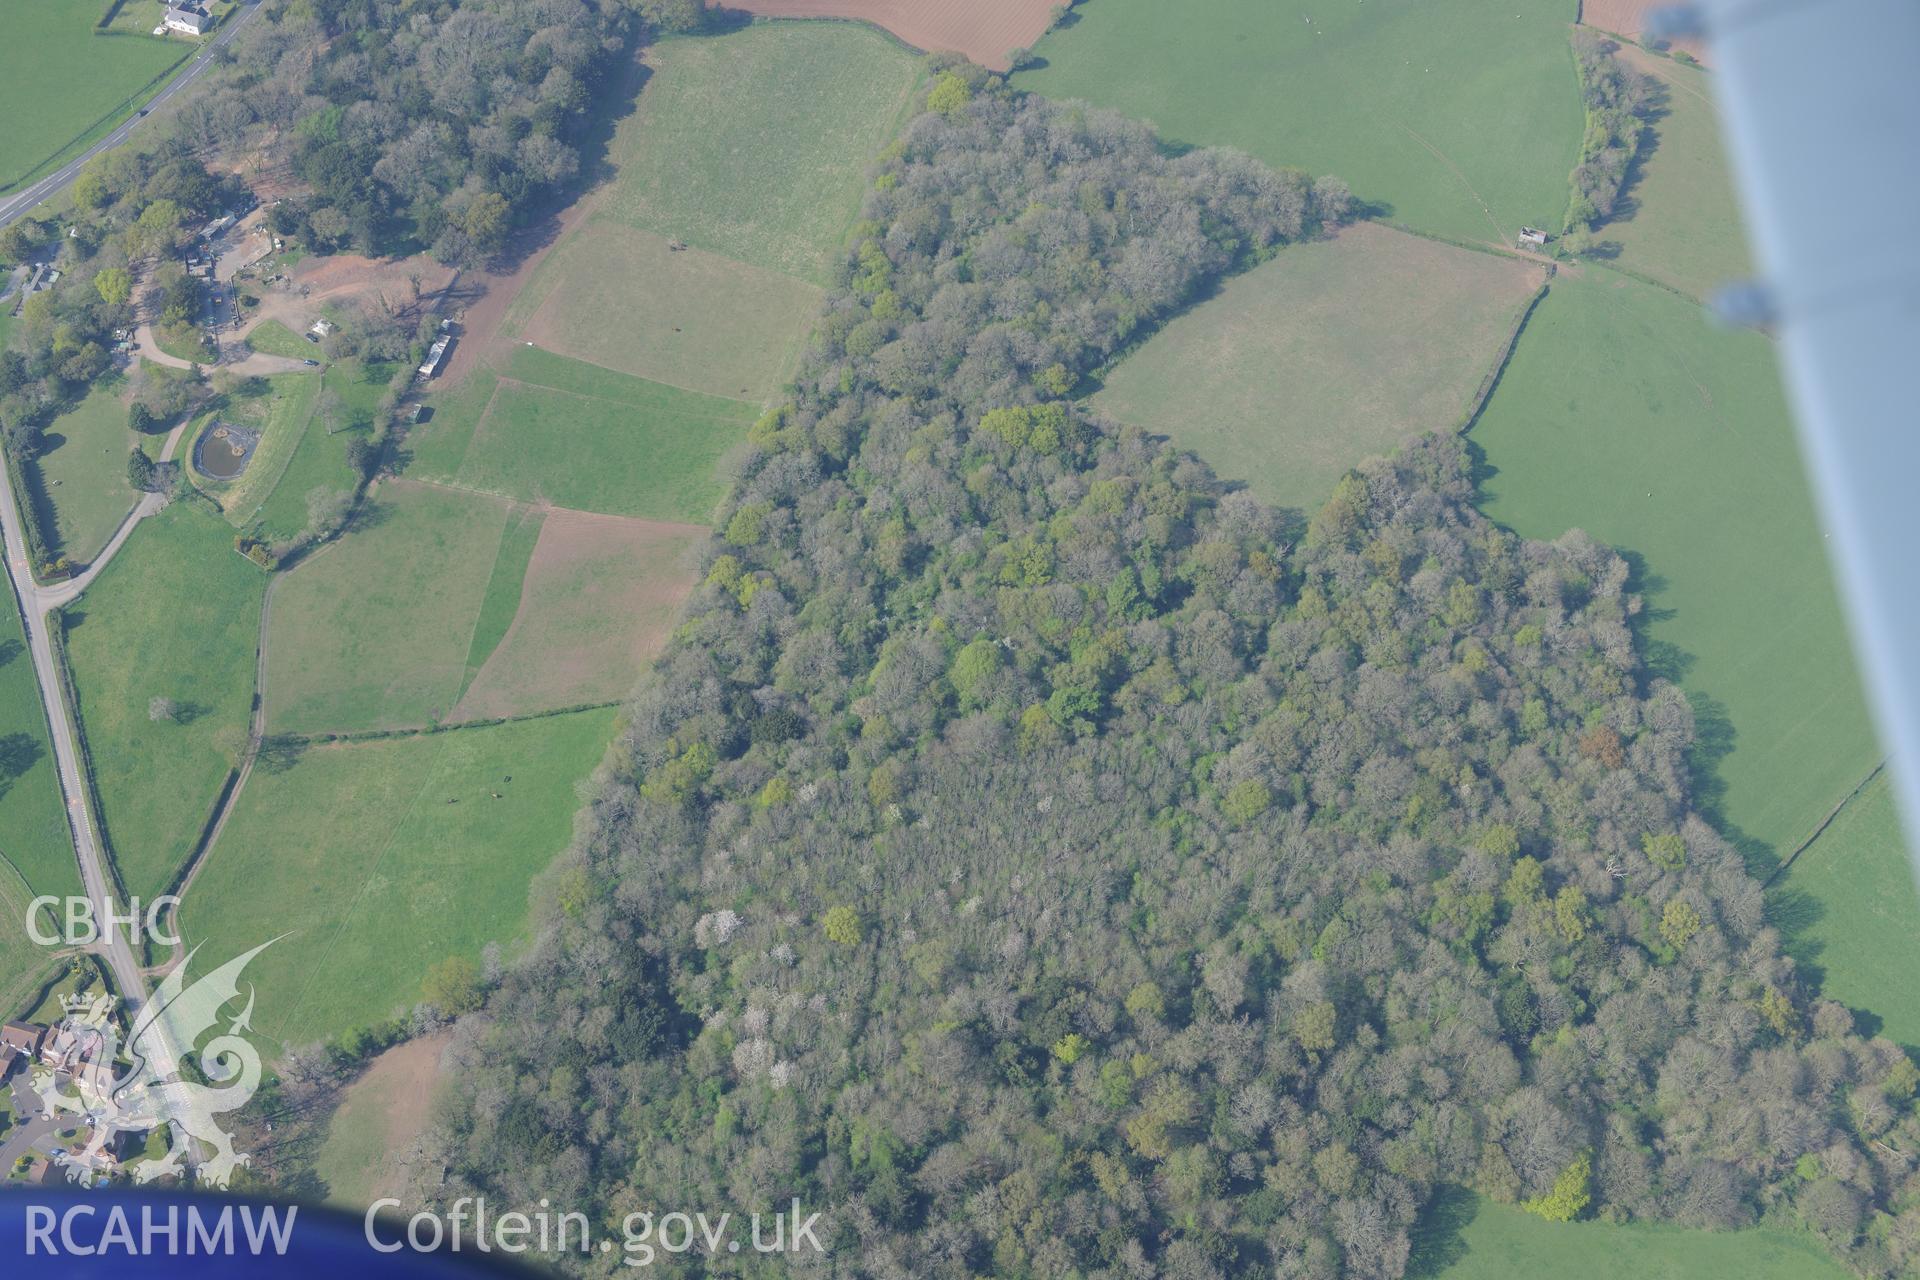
[605,25,921,283]
[1779,774,1920,1048]
[410,345,753,524]
[1095,221,1544,512]
[1019,0,1584,246]
[191,372,323,525]
[0,591,78,902]
[1472,270,1879,879]
[27,380,136,564]
[63,501,264,900]
[264,480,512,735]
[1594,44,1753,300]
[1421,1190,1852,1280]
[506,218,822,400]
[0,0,187,194]
[243,318,316,360]
[179,707,618,1046]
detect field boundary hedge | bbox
[47,615,130,905]
[1458,273,1553,435]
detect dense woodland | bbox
[170,0,697,262]
[406,73,1920,1278]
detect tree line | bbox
[1562,31,1659,235]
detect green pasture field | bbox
[26,379,135,563]
[452,510,700,723]
[62,501,264,900]
[1422,1189,1852,1280]
[1779,774,1920,1048]
[0,872,67,1023]
[0,0,187,194]
[263,479,512,735]
[410,345,753,524]
[178,707,618,1046]
[190,371,322,524]
[505,218,821,400]
[1593,43,1753,300]
[1471,271,1879,890]
[605,25,921,284]
[1019,0,1585,246]
[243,318,315,360]
[1095,221,1544,512]
[246,361,389,542]
[406,364,497,481]
[0,589,78,902]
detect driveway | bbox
[0,1069,57,1174]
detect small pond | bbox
[194,421,260,480]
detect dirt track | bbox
[716,0,1057,71]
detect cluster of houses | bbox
[3,1015,147,1183]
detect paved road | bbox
[0,429,189,1087]
[0,1,265,231]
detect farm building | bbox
[1517,226,1550,248]
[418,333,453,378]
[163,6,210,34]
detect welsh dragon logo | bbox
[32,940,275,1187]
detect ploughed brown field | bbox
[714,0,1057,71]
[1580,0,1711,65]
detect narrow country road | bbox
[0,0,266,231]
[0,425,191,1091]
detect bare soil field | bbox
[287,251,460,311]
[452,509,702,722]
[439,191,602,389]
[1580,0,1710,65]
[315,1030,452,1207]
[715,0,1056,71]
[514,220,821,401]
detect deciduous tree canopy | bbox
[420,76,1920,1279]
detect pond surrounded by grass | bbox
[193,421,259,480]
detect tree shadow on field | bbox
[1601,79,1672,233]
[703,6,757,35]
[256,733,309,775]
[1406,1185,1479,1277]
[340,495,397,538]
[479,44,652,279]
[0,638,21,670]
[0,731,45,801]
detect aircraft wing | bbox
[1685,0,1920,863]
